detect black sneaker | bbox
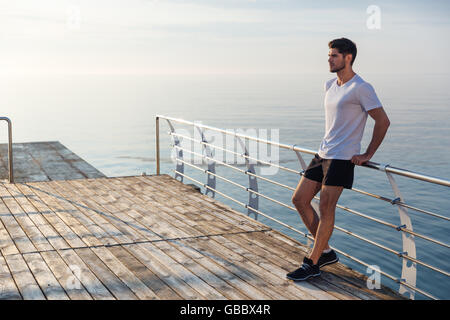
[286,257,320,281]
[318,249,339,268]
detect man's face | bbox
[328,48,347,73]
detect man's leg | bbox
[291,176,330,251]
[308,185,344,265]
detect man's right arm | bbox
[351,107,390,165]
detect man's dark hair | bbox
[328,38,357,66]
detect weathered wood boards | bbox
[0,141,105,183]
[0,174,405,300]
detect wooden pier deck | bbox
[0,141,105,183]
[0,173,405,300]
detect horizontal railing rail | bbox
[155,115,449,300]
[169,131,450,224]
[172,144,450,251]
[158,115,450,187]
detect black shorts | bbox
[303,153,355,189]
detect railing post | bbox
[0,117,14,183]
[383,165,417,300]
[166,119,184,182]
[156,116,160,175]
[194,125,216,198]
[236,136,258,220]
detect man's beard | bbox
[330,63,345,73]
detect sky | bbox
[0,0,449,75]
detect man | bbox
[286,38,391,281]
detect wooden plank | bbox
[107,246,182,300]
[110,179,331,299]
[20,182,86,249]
[89,178,173,239]
[185,237,290,299]
[40,251,92,300]
[221,233,359,300]
[237,231,373,300]
[106,176,259,244]
[6,144,49,182]
[135,176,266,233]
[27,181,102,248]
[92,178,277,299]
[147,175,402,300]
[57,248,114,300]
[41,180,119,247]
[137,241,226,300]
[37,180,200,298]
[105,186,292,302]
[22,252,69,300]
[123,243,204,300]
[48,142,105,179]
[36,146,86,181]
[2,182,114,300]
[0,218,20,256]
[0,184,53,252]
[136,176,237,230]
[1,142,105,183]
[118,192,216,240]
[237,230,370,300]
[245,229,399,300]
[149,174,268,231]
[5,181,125,299]
[25,143,85,181]
[9,183,69,251]
[49,179,128,246]
[14,183,73,250]
[254,229,401,300]
[34,182,159,300]
[112,177,238,236]
[37,178,205,300]
[65,179,153,243]
[92,178,197,240]
[212,234,339,300]
[107,178,321,299]
[90,246,159,300]
[0,254,22,299]
[177,238,271,300]
[193,233,330,300]
[79,178,168,241]
[1,173,402,300]
[139,212,328,301]
[4,253,45,300]
[0,191,38,254]
[66,179,162,242]
[153,240,249,300]
[74,248,137,300]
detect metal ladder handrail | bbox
[0,117,13,183]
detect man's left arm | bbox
[351,107,391,165]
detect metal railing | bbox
[0,117,14,183]
[155,115,449,300]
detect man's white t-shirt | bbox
[318,74,382,160]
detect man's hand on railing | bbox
[351,152,372,166]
